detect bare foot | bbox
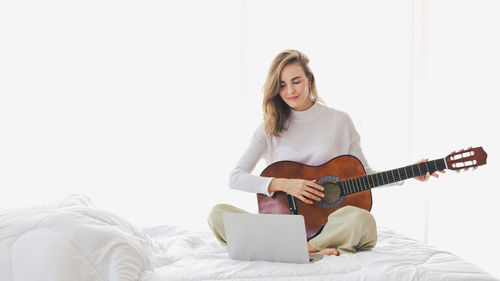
[316,248,339,255]
[307,242,339,256]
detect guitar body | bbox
[257,146,488,240]
[257,155,372,239]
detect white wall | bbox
[424,0,500,273]
[0,0,498,277]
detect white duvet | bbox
[1,195,498,281]
[0,195,158,281]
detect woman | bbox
[208,49,441,256]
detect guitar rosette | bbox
[315,175,345,209]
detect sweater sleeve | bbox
[228,125,274,196]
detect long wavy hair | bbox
[262,49,319,137]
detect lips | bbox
[287,96,299,101]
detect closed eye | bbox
[280,77,303,87]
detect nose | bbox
[287,85,295,95]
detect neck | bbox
[338,158,447,195]
[292,99,314,111]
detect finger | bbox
[306,185,325,197]
[298,195,313,205]
[308,195,322,202]
[307,192,323,201]
[304,190,323,201]
[310,180,324,191]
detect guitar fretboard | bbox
[339,158,447,195]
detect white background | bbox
[1,0,499,277]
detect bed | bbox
[1,194,497,281]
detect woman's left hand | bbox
[414,158,446,182]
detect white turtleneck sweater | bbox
[229,102,380,197]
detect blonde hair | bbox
[262,49,319,137]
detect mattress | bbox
[146,225,498,281]
[1,194,497,281]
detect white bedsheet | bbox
[146,224,498,281]
[1,195,497,281]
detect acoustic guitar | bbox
[257,147,487,239]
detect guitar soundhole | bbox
[316,175,345,209]
[323,182,341,203]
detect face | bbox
[278,62,313,111]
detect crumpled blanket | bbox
[0,194,159,281]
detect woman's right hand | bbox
[269,178,325,204]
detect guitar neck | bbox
[339,158,447,195]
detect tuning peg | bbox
[473,166,478,170]
[464,168,469,172]
[468,146,473,150]
[456,169,461,173]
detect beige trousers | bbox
[207,204,377,255]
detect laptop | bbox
[222,213,324,264]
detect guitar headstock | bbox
[445,146,487,172]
